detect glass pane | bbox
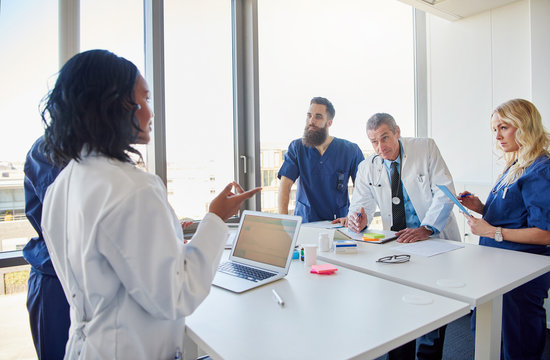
[80,0,146,160]
[80,0,144,71]
[0,1,59,356]
[258,0,414,214]
[164,0,234,220]
[0,0,58,251]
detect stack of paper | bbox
[310,264,338,274]
[362,233,385,241]
[333,240,358,253]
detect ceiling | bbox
[397,0,520,20]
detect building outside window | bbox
[258,0,415,217]
[0,0,415,355]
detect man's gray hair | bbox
[366,113,398,133]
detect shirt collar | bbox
[383,139,403,170]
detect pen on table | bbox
[272,289,285,307]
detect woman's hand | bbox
[466,215,496,238]
[458,191,484,214]
[209,182,261,222]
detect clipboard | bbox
[436,184,470,216]
[335,228,398,244]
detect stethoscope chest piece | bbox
[392,197,401,205]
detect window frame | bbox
[1,0,426,266]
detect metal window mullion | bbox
[59,0,80,67]
[144,0,167,184]
[232,0,260,210]
[413,8,428,137]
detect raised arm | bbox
[467,216,550,245]
[422,139,456,232]
[457,191,485,215]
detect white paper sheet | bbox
[390,240,465,257]
[301,221,344,229]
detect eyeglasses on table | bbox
[376,254,410,264]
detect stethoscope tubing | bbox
[369,155,383,187]
[368,155,403,198]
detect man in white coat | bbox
[346,113,460,243]
[346,113,460,360]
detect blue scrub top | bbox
[278,137,364,223]
[23,136,62,276]
[481,155,550,255]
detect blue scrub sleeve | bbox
[278,141,300,181]
[522,164,550,231]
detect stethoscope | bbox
[368,155,403,205]
[368,155,384,188]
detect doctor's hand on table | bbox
[209,181,262,221]
[394,227,433,243]
[346,207,368,233]
[332,217,348,227]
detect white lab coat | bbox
[42,153,227,360]
[349,137,460,241]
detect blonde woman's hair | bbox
[492,98,550,186]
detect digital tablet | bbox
[436,184,471,216]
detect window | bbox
[0,1,59,356]
[81,0,145,71]
[0,1,59,254]
[163,0,234,220]
[80,0,146,155]
[257,0,415,214]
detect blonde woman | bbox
[459,98,550,359]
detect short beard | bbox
[302,124,328,147]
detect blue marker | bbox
[458,193,471,198]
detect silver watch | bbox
[494,227,503,242]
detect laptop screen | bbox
[232,214,298,268]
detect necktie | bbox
[391,161,406,231]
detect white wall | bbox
[531,0,550,121]
[425,0,550,242]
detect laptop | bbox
[212,211,302,293]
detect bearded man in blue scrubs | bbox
[278,97,364,223]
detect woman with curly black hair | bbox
[40,49,260,359]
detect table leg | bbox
[474,295,502,359]
[183,334,199,360]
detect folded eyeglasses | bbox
[376,254,410,264]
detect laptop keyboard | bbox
[218,262,276,282]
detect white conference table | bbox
[299,225,550,360]
[184,255,469,360]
